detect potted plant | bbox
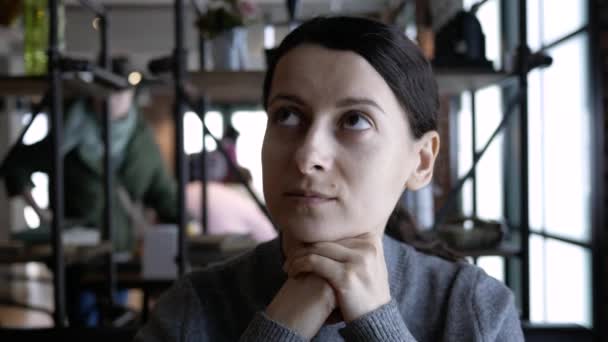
[195,0,259,70]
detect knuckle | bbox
[305,254,318,265]
[343,266,357,283]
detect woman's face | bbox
[262,44,434,243]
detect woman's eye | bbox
[274,109,301,127]
[342,112,373,131]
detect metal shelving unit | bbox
[0,0,127,328]
[430,0,547,322]
[0,69,512,103]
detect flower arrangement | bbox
[195,0,259,39]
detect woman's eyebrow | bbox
[336,97,386,114]
[268,93,307,107]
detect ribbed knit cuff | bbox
[240,311,307,342]
[339,300,417,341]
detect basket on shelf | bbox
[435,217,506,251]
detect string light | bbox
[128,71,142,86]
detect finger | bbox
[288,254,346,288]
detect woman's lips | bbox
[284,191,337,205]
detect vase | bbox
[211,27,248,71]
[23,0,65,75]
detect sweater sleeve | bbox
[133,277,205,342]
[339,300,417,341]
[472,271,524,342]
[239,312,306,342]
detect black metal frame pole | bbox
[518,0,531,321]
[589,0,605,338]
[99,12,116,314]
[199,100,208,235]
[48,0,66,328]
[470,90,478,217]
[174,0,188,276]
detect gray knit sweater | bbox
[134,235,524,341]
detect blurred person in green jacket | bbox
[1,57,178,254]
[0,56,178,326]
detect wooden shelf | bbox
[0,75,47,96]
[187,71,265,104]
[434,68,513,95]
[184,69,511,103]
[2,69,511,104]
[0,241,112,265]
[0,71,129,98]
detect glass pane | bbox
[477,256,505,283]
[183,111,223,154]
[231,111,268,199]
[528,69,544,230]
[474,86,503,220]
[205,111,224,150]
[529,236,592,327]
[184,111,203,155]
[22,112,49,145]
[545,239,592,327]
[529,235,546,323]
[541,34,591,242]
[458,93,473,177]
[462,180,473,217]
[24,206,40,229]
[527,0,541,51]
[458,93,473,217]
[31,172,49,208]
[542,0,587,46]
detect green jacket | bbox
[0,107,178,252]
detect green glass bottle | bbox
[24,0,65,75]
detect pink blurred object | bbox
[186,181,277,242]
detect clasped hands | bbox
[266,233,391,339]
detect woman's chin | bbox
[283,222,349,244]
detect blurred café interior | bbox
[0,0,605,341]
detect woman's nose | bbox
[293,127,333,175]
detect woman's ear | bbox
[406,131,440,190]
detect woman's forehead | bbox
[269,44,399,109]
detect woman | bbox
[135,16,523,341]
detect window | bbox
[539,35,591,242]
[474,86,504,221]
[22,112,49,146]
[183,111,223,154]
[527,0,592,328]
[458,0,504,281]
[231,111,267,199]
[457,92,474,217]
[530,235,592,326]
[458,0,504,222]
[20,113,49,229]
